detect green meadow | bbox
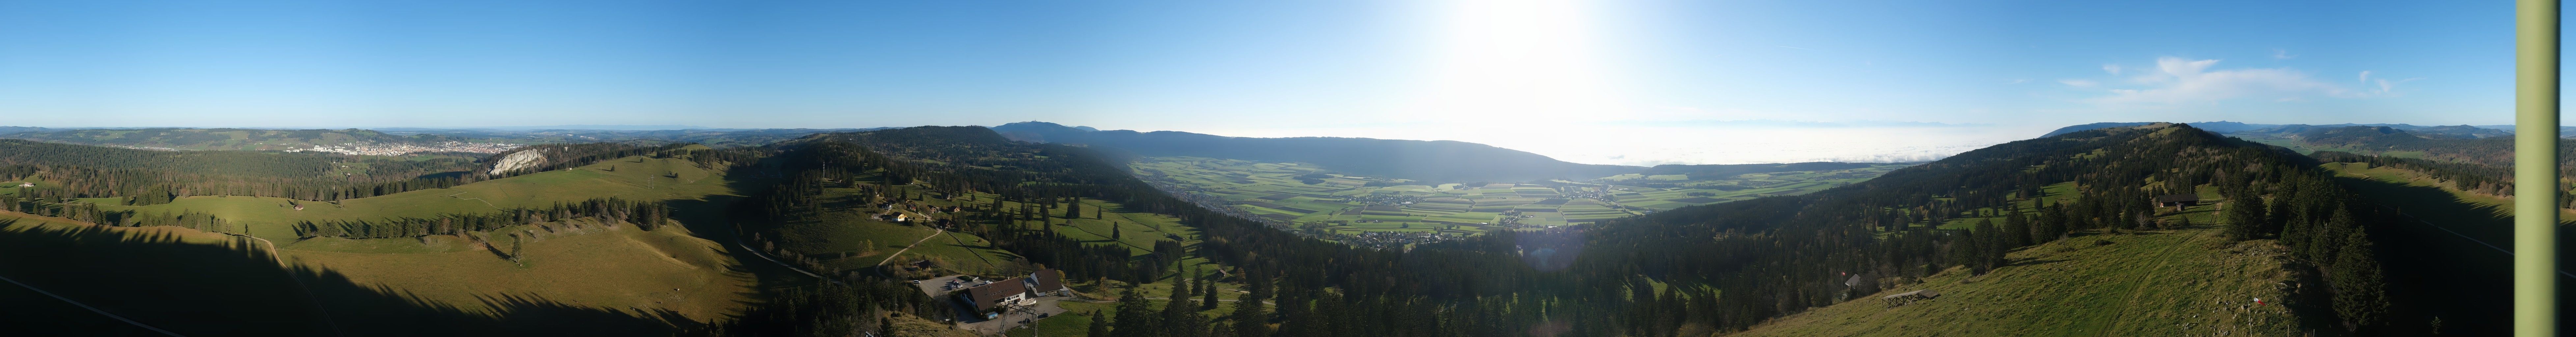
[1734,223,2303,337]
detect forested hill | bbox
[2039,121,2274,137]
[987,121,1642,182]
[1565,123,2418,335]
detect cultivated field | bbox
[1130,157,1905,237]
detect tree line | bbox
[289,197,672,239]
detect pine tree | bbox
[2330,228,2391,330]
[1974,219,2004,271]
[1233,273,1272,337]
[1068,199,1083,219]
[1949,233,1985,274]
[1113,287,1161,337]
[1089,310,1111,337]
[1162,272,1199,337]
[1201,274,1220,310]
[2222,189,2265,241]
[2002,210,2031,248]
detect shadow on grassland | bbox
[0,221,695,336]
[2326,175,2576,336]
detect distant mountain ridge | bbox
[988,121,1646,182]
[0,126,890,150]
[2043,121,2556,139]
[2038,121,2272,137]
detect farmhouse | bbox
[14,182,28,188]
[958,277,1032,318]
[1026,269,1068,297]
[2152,194,2199,210]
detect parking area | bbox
[913,274,978,297]
[959,296,1069,335]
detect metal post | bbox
[2517,0,2560,336]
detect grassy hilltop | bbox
[1731,210,2305,336]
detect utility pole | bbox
[2516,0,2559,335]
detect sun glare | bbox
[1407,0,1631,125]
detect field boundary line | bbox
[877,228,943,266]
[737,239,847,285]
[445,191,502,209]
[0,273,189,337]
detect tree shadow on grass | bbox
[0,221,696,336]
[2328,175,2560,336]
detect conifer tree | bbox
[1161,272,1201,337]
[1112,287,1160,337]
[1201,274,1220,310]
[2222,189,2265,241]
[1088,310,1110,337]
[1974,219,2004,271]
[2330,228,2390,330]
[2002,210,2031,248]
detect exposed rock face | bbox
[488,150,546,175]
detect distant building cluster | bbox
[1345,231,1458,249]
[108,145,192,151]
[286,141,522,156]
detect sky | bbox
[0,1,2531,165]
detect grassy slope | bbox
[91,154,731,244]
[281,218,756,321]
[0,211,701,335]
[2317,162,2545,335]
[1732,221,2304,336]
[59,154,761,322]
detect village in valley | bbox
[283,141,525,156]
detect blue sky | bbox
[0,1,2528,164]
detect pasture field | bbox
[1731,217,2303,336]
[0,211,704,335]
[11,152,767,325]
[1130,157,1905,236]
[279,218,759,322]
[85,154,734,244]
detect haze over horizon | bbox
[0,0,2531,165]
